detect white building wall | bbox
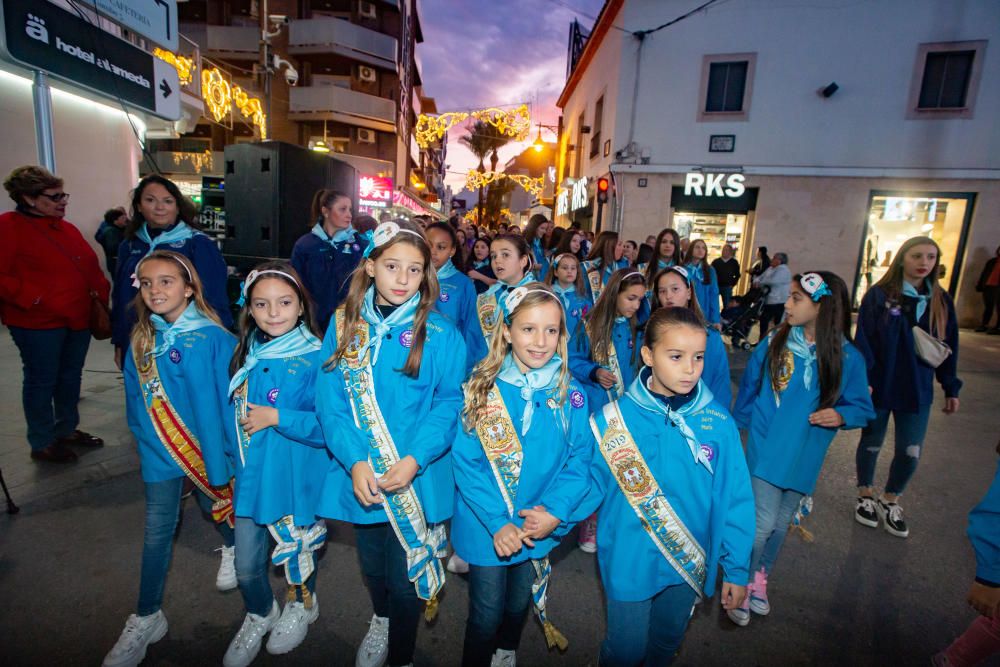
[0,68,144,272]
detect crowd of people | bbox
[1,165,997,667]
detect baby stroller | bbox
[721,286,769,350]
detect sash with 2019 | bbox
[590,400,708,596]
[476,292,500,341]
[475,386,568,650]
[335,310,447,617]
[134,348,234,527]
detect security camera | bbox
[285,67,299,86]
[268,14,289,25]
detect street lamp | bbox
[532,123,559,152]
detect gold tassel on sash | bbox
[543,620,569,651]
[424,596,439,622]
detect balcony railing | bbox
[288,18,397,69]
[180,24,259,58]
[289,85,396,129]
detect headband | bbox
[665,266,691,284]
[622,271,643,282]
[237,269,301,306]
[500,286,563,324]
[552,253,577,267]
[131,253,193,288]
[800,272,831,301]
[363,221,426,258]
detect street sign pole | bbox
[32,70,55,171]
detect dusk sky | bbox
[418,0,606,192]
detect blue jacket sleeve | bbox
[111,240,138,347]
[452,425,513,535]
[968,459,1000,586]
[465,308,488,373]
[409,327,466,470]
[835,347,876,430]
[733,337,768,429]
[571,437,611,522]
[705,267,721,324]
[854,289,881,374]
[935,294,963,398]
[568,329,599,383]
[705,332,733,411]
[542,398,595,526]
[190,236,233,328]
[123,352,145,441]
[290,239,307,278]
[716,419,755,585]
[276,408,326,448]
[315,323,370,470]
[185,331,237,485]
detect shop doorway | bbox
[673,210,756,294]
[853,191,976,308]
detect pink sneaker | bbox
[726,583,752,626]
[749,567,770,615]
[578,515,597,553]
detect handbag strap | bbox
[22,216,101,295]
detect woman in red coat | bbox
[1,166,111,462]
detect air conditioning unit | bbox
[359,1,377,19]
[357,65,377,83]
[357,128,376,144]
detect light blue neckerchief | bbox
[496,352,563,436]
[786,325,818,391]
[552,282,575,310]
[149,302,221,359]
[311,223,357,252]
[472,259,490,270]
[626,369,715,472]
[137,221,196,255]
[615,315,627,325]
[686,262,704,283]
[227,323,322,396]
[658,258,675,270]
[436,258,459,281]
[485,271,536,298]
[902,280,931,321]
[357,285,419,366]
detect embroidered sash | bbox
[590,400,707,596]
[232,380,328,591]
[475,387,568,651]
[586,264,604,301]
[336,311,447,618]
[134,348,234,527]
[605,338,625,402]
[476,292,500,341]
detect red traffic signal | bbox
[597,176,610,204]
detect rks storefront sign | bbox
[0,0,180,120]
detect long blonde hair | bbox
[874,235,949,337]
[462,284,570,432]
[324,221,438,378]
[129,250,224,357]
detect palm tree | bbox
[459,120,511,227]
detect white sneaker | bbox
[491,648,517,666]
[216,545,237,591]
[223,601,280,667]
[355,614,389,667]
[102,611,168,667]
[447,552,470,574]
[266,594,320,655]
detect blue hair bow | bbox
[800,273,831,302]
[360,229,376,258]
[236,280,247,307]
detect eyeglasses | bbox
[39,192,70,202]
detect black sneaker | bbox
[854,496,878,528]
[877,499,909,538]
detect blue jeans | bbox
[600,583,697,666]
[750,476,804,574]
[355,523,421,667]
[234,518,319,616]
[8,326,91,449]
[137,477,236,616]
[855,406,932,495]
[462,561,535,666]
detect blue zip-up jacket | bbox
[575,371,755,601]
[687,262,721,325]
[568,318,642,410]
[704,326,733,411]
[854,285,962,412]
[968,458,1000,587]
[553,286,593,341]
[225,348,330,526]
[124,324,236,485]
[113,225,232,346]
[452,378,593,566]
[291,229,365,330]
[733,331,875,494]
[531,239,550,280]
[315,311,466,524]
[435,268,479,371]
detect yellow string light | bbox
[201,67,231,123]
[466,170,544,197]
[172,150,214,173]
[415,111,469,149]
[470,104,531,142]
[153,48,194,86]
[232,85,267,139]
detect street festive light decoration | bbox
[201,67,232,123]
[466,170,544,198]
[153,48,194,86]
[415,104,532,149]
[232,86,267,139]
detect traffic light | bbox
[597,176,610,204]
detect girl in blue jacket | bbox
[576,306,754,666]
[104,251,236,667]
[467,234,536,365]
[222,262,330,667]
[426,222,479,370]
[730,271,874,627]
[112,176,232,366]
[544,252,593,339]
[854,236,962,539]
[582,231,630,302]
[683,239,721,326]
[453,284,593,666]
[652,266,733,410]
[523,214,552,280]
[638,228,683,289]
[315,221,466,667]
[290,189,365,330]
